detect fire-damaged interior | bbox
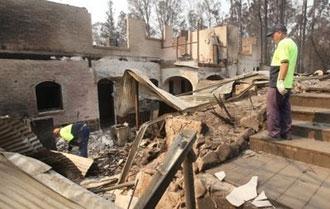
[2,0,330,209]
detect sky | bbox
[47,0,315,25]
[48,0,128,24]
[48,0,230,25]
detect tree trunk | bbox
[257,0,264,64]
[279,0,286,24]
[298,0,307,73]
[238,0,242,53]
[309,1,327,73]
[263,0,269,64]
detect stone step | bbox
[306,86,330,93]
[292,106,330,124]
[250,131,330,168]
[291,93,330,109]
[292,120,330,141]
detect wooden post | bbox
[176,37,179,60]
[135,80,140,129]
[189,31,192,57]
[197,22,200,64]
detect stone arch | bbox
[161,67,198,92]
[163,76,193,95]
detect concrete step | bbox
[250,131,330,168]
[292,120,330,141]
[291,93,330,109]
[292,106,330,124]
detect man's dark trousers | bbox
[267,87,292,138]
[69,124,90,157]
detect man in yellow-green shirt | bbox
[53,122,90,157]
[266,23,298,139]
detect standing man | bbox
[53,122,90,157]
[266,23,298,139]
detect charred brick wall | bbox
[0,59,99,126]
[0,0,93,54]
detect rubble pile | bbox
[53,78,270,208]
[294,72,330,93]
[51,73,330,208]
[111,88,269,208]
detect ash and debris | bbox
[78,74,330,208]
[87,129,135,177]
[57,128,135,177]
[79,75,330,183]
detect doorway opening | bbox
[97,79,115,128]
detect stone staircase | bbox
[250,92,330,168]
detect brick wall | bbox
[92,18,176,60]
[0,59,99,126]
[0,0,93,54]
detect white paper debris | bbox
[254,191,267,201]
[214,171,226,182]
[226,176,258,207]
[252,191,272,207]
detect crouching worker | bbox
[53,122,90,158]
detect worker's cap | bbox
[53,128,60,136]
[267,23,287,37]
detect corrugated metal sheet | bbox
[0,152,121,209]
[0,117,94,183]
[117,69,262,117]
[34,150,94,183]
[51,151,94,176]
[0,154,83,209]
[0,117,43,155]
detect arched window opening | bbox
[36,81,63,112]
[165,76,193,95]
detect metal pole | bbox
[183,151,196,209]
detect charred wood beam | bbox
[91,181,135,193]
[213,93,234,124]
[133,129,197,209]
[118,113,176,184]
